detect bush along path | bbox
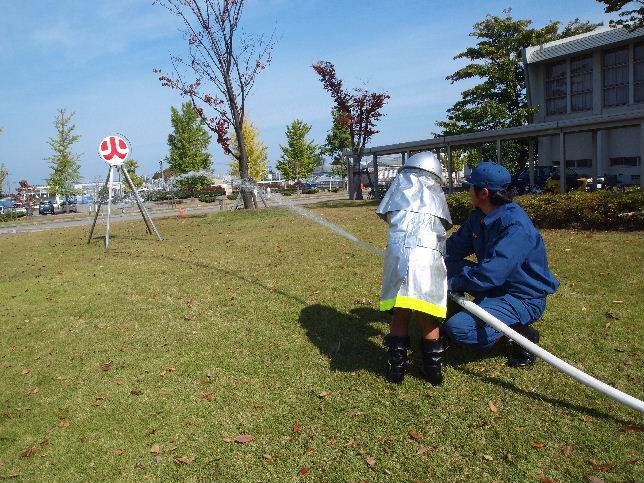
[447,189,644,230]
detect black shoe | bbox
[421,338,445,386]
[384,335,410,384]
[507,325,539,368]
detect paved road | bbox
[0,193,348,237]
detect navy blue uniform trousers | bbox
[442,294,546,349]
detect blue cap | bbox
[463,161,511,192]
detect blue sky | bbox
[0,0,611,188]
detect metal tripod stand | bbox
[87,164,162,248]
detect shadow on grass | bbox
[299,304,388,375]
[157,255,306,305]
[453,364,636,426]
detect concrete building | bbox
[525,27,644,185]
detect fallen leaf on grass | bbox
[588,460,614,472]
[365,456,376,467]
[130,389,143,396]
[505,453,513,461]
[253,403,266,409]
[562,445,572,456]
[174,456,194,465]
[115,449,125,456]
[625,459,639,465]
[408,431,423,441]
[539,476,557,483]
[159,370,167,376]
[531,442,546,449]
[587,476,605,483]
[234,434,255,444]
[145,428,156,436]
[482,454,493,461]
[100,362,112,372]
[201,392,214,402]
[298,467,310,476]
[223,437,234,443]
[384,468,392,475]
[488,400,499,413]
[318,391,330,399]
[580,415,592,422]
[150,444,161,455]
[21,369,30,375]
[27,387,39,395]
[58,419,70,428]
[416,446,432,455]
[134,461,147,469]
[167,367,177,372]
[293,423,302,433]
[0,459,4,467]
[305,447,314,455]
[345,439,358,448]
[263,453,272,461]
[622,424,644,432]
[20,447,37,458]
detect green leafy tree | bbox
[0,163,8,196]
[436,11,601,174]
[598,0,644,30]
[45,109,81,208]
[167,102,212,174]
[323,109,352,178]
[228,119,269,181]
[277,120,322,181]
[123,159,144,191]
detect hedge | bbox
[0,211,27,223]
[446,190,644,230]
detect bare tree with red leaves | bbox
[312,61,390,200]
[154,0,275,209]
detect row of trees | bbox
[167,100,331,184]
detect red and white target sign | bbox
[99,134,129,166]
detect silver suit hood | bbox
[376,169,452,226]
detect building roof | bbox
[524,26,644,64]
[360,109,644,156]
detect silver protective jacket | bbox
[376,169,452,318]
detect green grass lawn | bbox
[0,202,642,482]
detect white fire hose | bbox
[449,293,644,413]
[281,200,644,413]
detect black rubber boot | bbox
[421,338,445,386]
[384,335,410,384]
[507,325,540,368]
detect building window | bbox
[545,61,567,114]
[570,55,593,111]
[565,159,592,169]
[634,43,644,103]
[603,47,629,107]
[609,156,640,167]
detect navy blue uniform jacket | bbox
[445,202,559,299]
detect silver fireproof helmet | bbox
[401,152,444,182]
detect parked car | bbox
[39,200,55,215]
[60,199,78,213]
[509,166,554,194]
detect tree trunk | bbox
[347,155,354,200]
[352,153,363,200]
[227,78,254,210]
[231,116,254,209]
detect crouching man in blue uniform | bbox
[443,162,560,367]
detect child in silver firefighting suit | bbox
[376,152,452,385]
